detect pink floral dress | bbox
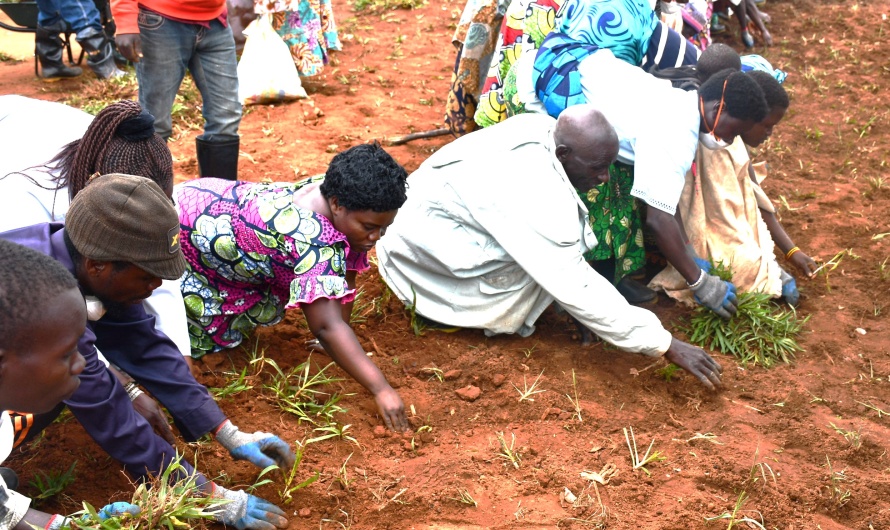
[175,177,368,357]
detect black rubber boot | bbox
[36,22,82,80]
[0,467,19,491]
[196,137,240,181]
[79,31,124,79]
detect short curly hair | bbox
[320,142,408,212]
[0,239,78,352]
[699,69,768,123]
[748,70,789,111]
[696,43,741,82]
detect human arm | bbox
[302,297,408,431]
[342,270,357,323]
[743,0,772,45]
[109,0,141,61]
[106,364,176,445]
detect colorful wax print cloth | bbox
[256,0,342,77]
[474,0,566,128]
[580,162,646,281]
[176,177,368,356]
[444,0,510,137]
[554,0,658,66]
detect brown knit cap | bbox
[65,173,186,280]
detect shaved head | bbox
[553,105,619,192]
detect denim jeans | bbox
[136,9,241,142]
[36,0,102,39]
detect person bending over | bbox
[378,105,724,390]
[0,175,291,530]
[177,142,412,431]
[0,239,141,530]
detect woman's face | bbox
[329,199,398,253]
[741,106,787,148]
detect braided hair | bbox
[49,100,173,199]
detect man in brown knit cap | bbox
[0,174,291,530]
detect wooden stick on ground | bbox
[385,128,450,146]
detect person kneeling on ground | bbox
[0,239,140,530]
[377,106,723,390]
[0,174,291,530]
[176,142,412,431]
[651,69,816,306]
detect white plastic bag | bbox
[237,14,307,105]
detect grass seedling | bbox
[263,358,346,425]
[623,427,665,476]
[66,453,224,529]
[495,431,522,469]
[419,366,444,382]
[565,369,583,422]
[829,422,863,449]
[519,343,538,359]
[747,448,776,489]
[405,285,427,336]
[210,365,254,399]
[448,488,478,507]
[815,249,857,293]
[246,464,279,495]
[878,256,890,281]
[857,400,889,418]
[682,262,808,367]
[655,363,681,382]
[279,441,319,505]
[823,457,851,509]
[307,422,361,448]
[511,370,546,402]
[704,491,767,529]
[29,462,77,505]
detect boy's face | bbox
[741,105,787,147]
[0,287,87,413]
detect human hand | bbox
[215,421,296,470]
[685,243,711,273]
[664,338,723,390]
[212,485,288,530]
[115,33,142,62]
[96,502,141,521]
[790,251,818,278]
[761,28,773,46]
[374,386,409,432]
[690,273,738,319]
[131,393,176,445]
[780,269,799,306]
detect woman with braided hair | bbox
[0,97,191,443]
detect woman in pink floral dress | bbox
[176,143,410,430]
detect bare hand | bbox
[374,386,409,432]
[570,316,597,346]
[761,29,773,46]
[115,33,142,63]
[132,393,176,444]
[790,251,818,278]
[664,338,723,390]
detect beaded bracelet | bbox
[785,246,801,260]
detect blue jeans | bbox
[136,9,241,142]
[36,0,102,39]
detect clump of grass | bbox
[263,357,347,425]
[682,262,808,367]
[495,431,522,469]
[29,462,77,505]
[64,453,224,529]
[623,427,665,476]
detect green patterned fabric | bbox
[579,161,645,282]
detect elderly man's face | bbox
[556,141,618,193]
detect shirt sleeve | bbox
[0,482,30,530]
[286,243,355,309]
[469,158,673,356]
[110,0,139,34]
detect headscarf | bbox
[556,0,658,66]
[740,54,787,84]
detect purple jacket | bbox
[0,223,225,482]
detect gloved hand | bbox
[215,420,296,470]
[96,502,141,521]
[689,271,738,319]
[780,268,799,306]
[211,484,288,530]
[45,503,140,529]
[685,242,711,273]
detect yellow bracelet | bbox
[785,246,801,260]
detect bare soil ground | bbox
[2,0,889,528]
